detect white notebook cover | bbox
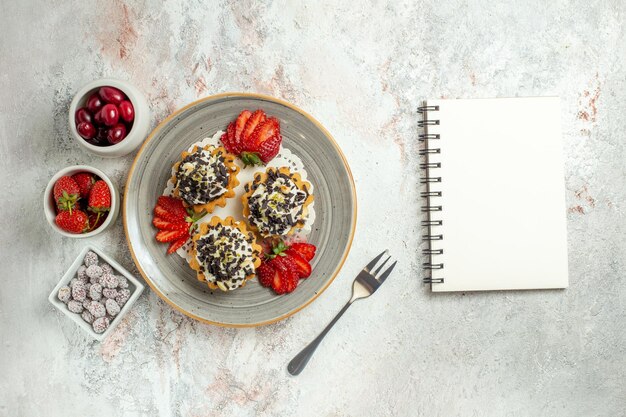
[423,97,569,292]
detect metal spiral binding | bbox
[418,104,444,284]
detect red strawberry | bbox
[285,249,312,278]
[157,196,187,221]
[269,256,299,294]
[88,180,111,212]
[220,122,240,154]
[241,109,266,142]
[87,211,106,231]
[241,118,282,165]
[167,236,188,254]
[72,172,94,199]
[256,262,277,288]
[289,242,316,261]
[156,229,188,243]
[53,176,80,212]
[235,110,252,142]
[55,209,89,234]
[152,217,189,231]
[154,205,183,223]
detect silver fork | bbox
[287,250,397,375]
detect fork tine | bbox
[373,256,390,276]
[364,250,388,273]
[377,261,397,283]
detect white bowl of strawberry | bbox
[69,79,150,158]
[43,165,119,237]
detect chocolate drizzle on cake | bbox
[176,147,230,205]
[195,224,255,291]
[247,168,309,236]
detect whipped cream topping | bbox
[245,169,309,236]
[176,147,232,205]
[195,224,256,291]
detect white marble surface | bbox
[1,1,625,416]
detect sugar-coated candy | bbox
[84,251,99,267]
[86,265,103,279]
[92,317,110,334]
[86,300,106,318]
[71,280,87,302]
[81,310,95,324]
[57,286,71,303]
[117,276,129,289]
[102,288,118,299]
[67,300,84,313]
[77,265,89,283]
[115,289,131,307]
[101,263,114,275]
[100,273,119,289]
[89,283,103,300]
[83,299,91,309]
[105,299,121,316]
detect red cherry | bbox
[101,104,119,126]
[118,100,134,123]
[86,93,103,114]
[107,123,127,144]
[75,108,92,125]
[94,109,104,125]
[99,86,125,105]
[77,122,96,140]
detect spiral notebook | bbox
[419,97,569,292]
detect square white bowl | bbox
[48,245,145,341]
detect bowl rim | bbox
[68,78,146,154]
[123,92,358,328]
[43,165,118,238]
[47,245,145,341]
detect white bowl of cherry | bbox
[69,78,150,158]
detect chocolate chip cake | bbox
[189,216,262,291]
[242,167,314,237]
[172,145,239,214]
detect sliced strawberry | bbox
[286,249,312,278]
[270,256,299,293]
[152,216,188,231]
[241,109,266,143]
[156,229,188,243]
[220,122,240,154]
[256,263,277,287]
[256,133,282,163]
[157,196,188,221]
[167,236,188,254]
[246,117,280,150]
[235,110,252,142]
[289,243,316,261]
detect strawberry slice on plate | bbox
[241,109,266,143]
[220,122,239,154]
[241,118,282,165]
[156,229,188,243]
[289,243,316,261]
[167,236,188,254]
[285,249,312,278]
[235,110,252,142]
[152,217,189,231]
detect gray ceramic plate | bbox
[124,93,356,327]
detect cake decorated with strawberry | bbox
[171,145,239,214]
[242,167,314,237]
[188,216,262,291]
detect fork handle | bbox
[287,300,353,375]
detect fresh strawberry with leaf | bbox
[220,109,282,165]
[53,176,80,212]
[55,209,89,234]
[72,172,95,199]
[152,196,206,254]
[241,117,281,166]
[257,239,317,294]
[87,180,111,226]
